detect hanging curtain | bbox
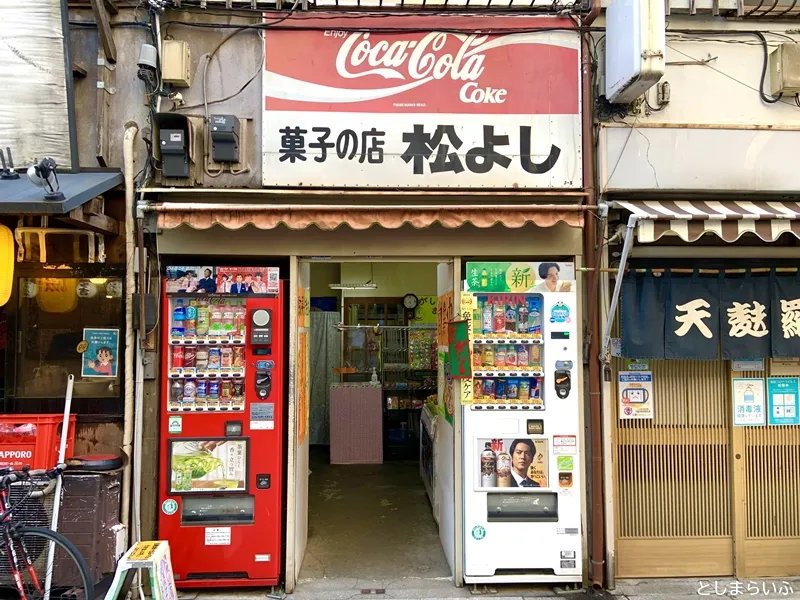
[309,311,341,445]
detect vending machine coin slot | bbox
[554,370,571,399]
[255,371,272,400]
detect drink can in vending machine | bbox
[172,346,184,369]
[183,379,197,401]
[209,380,221,401]
[196,380,208,399]
[472,345,482,368]
[208,348,221,370]
[183,346,197,368]
[232,346,245,368]
[195,348,209,371]
[220,347,233,369]
[232,381,244,401]
[220,380,233,404]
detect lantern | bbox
[22,279,38,299]
[36,278,78,313]
[0,225,12,306]
[76,279,98,298]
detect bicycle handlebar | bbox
[0,464,66,497]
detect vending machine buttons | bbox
[555,370,571,399]
[250,309,273,345]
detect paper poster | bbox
[169,439,247,493]
[217,267,280,295]
[465,262,575,293]
[618,371,654,420]
[298,331,309,444]
[767,377,800,426]
[732,378,766,426]
[165,266,217,294]
[476,438,548,489]
[81,328,120,378]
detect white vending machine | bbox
[461,273,583,584]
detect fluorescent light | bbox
[329,283,378,290]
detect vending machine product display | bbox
[158,266,284,588]
[462,262,582,584]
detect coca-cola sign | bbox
[262,16,581,188]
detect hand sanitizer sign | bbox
[732,378,765,426]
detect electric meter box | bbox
[162,39,192,87]
[769,43,800,96]
[159,129,189,178]
[605,0,666,104]
[210,115,241,163]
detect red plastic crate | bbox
[0,415,77,470]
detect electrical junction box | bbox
[605,0,665,104]
[210,114,241,163]
[162,39,192,87]
[160,129,189,178]
[769,43,800,96]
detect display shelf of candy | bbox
[385,396,425,410]
[330,382,382,389]
[383,363,410,372]
[409,330,437,370]
[383,377,436,391]
[168,346,245,379]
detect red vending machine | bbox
[157,266,284,588]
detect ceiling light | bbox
[329,283,378,290]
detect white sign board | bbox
[262,18,581,189]
[732,378,766,426]
[618,371,654,420]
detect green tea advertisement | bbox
[169,439,247,493]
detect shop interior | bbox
[299,261,452,580]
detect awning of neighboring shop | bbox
[614,199,800,243]
[154,202,585,231]
[0,170,123,215]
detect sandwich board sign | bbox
[105,540,177,600]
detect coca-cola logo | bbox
[332,31,507,104]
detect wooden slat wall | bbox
[743,363,800,540]
[614,352,734,577]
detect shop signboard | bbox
[262,17,581,189]
[621,270,800,360]
[732,378,766,426]
[448,320,471,379]
[767,377,800,426]
[618,371,654,420]
[465,262,576,293]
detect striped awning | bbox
[614,199,800,243]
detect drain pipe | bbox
[122,121,139,542]
[580,0,604,590]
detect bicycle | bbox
[0,464,93,600]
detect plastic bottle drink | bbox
[493,303,506,333]
[482,302,493,335]
[196,300,210,336]
[517,302,530,333]
[172,300,185,337]
[234,301,247,336]
[184,301,197,336]
[480,442,497,487]
[222,301,235,335]
[496,446,512,487]
[209,302,223,336]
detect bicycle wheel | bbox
[8,526,93,600]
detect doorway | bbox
[292,260,456,586]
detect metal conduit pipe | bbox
[581,0,604,590]
[122,121,139,540]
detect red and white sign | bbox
[262,17,582,188]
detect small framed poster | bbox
[80,328,120,378]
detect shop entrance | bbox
[289,259,457,589]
